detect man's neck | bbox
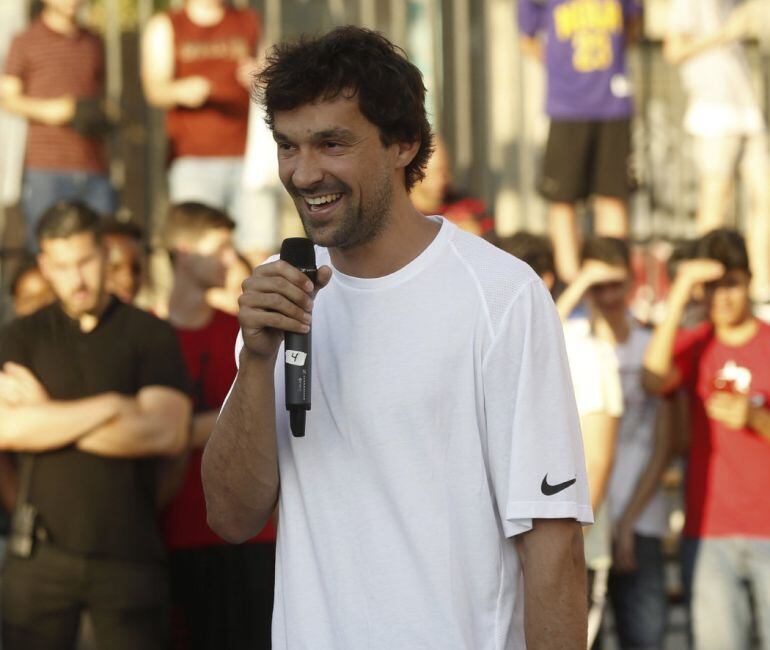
[41,8,78,36]
[168,270,214,330]
[715,314,759,347]
[592,309,630,346]
[62,293,110,333]
[328,193,441,279]
[185,0,226,26]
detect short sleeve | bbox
[138,318,189,394]
[3,34,26,79]
[517,0,547,38]
[667,0,694,34]
[483,280,593,538]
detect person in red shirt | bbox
[161,202,276,649]
[643,228,770,650]
[141,0,265,263]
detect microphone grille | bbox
[280,237,316,268]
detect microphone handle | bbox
[285,267,316,437]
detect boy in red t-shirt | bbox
[161,202,276,649]
[643,228,770,650]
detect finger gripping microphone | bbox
[280,238,317,437]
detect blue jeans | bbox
[607,534,667,650]
[682,537,770,650]
[22,170,116,251]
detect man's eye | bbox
[324,141,341,149]
[277,142,294,151]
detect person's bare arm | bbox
[0,362,125,452]
[515,519,587,650]
[191,411,218,449]
[140,13,210,109]
[642,260,724,394]
[0,75,75,125]
[76,386,191,458]
[556,261,628,322]
[613,397,676,571]
[155,410,217,508]
[202,261,332,543]
[581,412,618,511]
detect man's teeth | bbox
[305,193,342,206]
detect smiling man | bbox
[203,26,592,650]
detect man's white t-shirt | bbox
[668,0,765,136]
[234,218,592,650]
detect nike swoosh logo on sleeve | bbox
[541,474,577,496]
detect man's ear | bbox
[393,139,420,170]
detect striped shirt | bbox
[4,18,107,172]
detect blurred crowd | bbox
[0,0,768,649]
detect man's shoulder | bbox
[8,19,42,49]
[1,302,57,336]
[448,227,540,291]
[446,226,542,327]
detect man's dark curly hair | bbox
[255,26,434,190]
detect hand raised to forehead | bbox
[677,259,725,287]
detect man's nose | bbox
[291,150,324,190]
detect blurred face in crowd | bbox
[13,267,54,317]
[179,227,236,290]
[103,234,144,304]
[275,95,405,250]
[43,0,84,21]
[705,269,752,328]
[588,262,631,316]
[38,232,107,319]
[411,138,451,213]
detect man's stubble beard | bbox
[298,171,394,251]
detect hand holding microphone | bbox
[237,240,331,435]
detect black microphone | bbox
[280,238,317,437]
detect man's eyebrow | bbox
[313,128,355,140]
[273,128,356,143]
[273,131,291,143]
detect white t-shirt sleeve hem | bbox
[503,502,595,537]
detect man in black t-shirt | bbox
[0,202,191,650]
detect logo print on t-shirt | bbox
[541,474,577,496]
[713,360,752,394]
